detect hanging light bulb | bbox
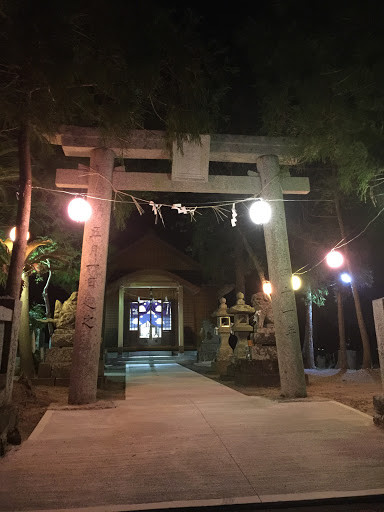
[326,250,344,269]
[340,272,352,284]
[249,199,272,225]
[292,275,302,291]
[9,227,30,242]
[263,281,272,295]
[68,197,92,222]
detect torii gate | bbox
[51,126,310,404]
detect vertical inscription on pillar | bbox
[70,147,115,404]
[82,295,97,330]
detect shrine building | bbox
[103,232,219,355]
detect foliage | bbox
[29,303,46,333]
[190,201,266,288]
[305,288,329,308]
[0,2,229,145]
[235,1,384,198]
[0,235,80,293]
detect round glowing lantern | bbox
[326,250,344,269]
[292,275,302,291]
[249,199,272,225]
[340,272,352,284]
[9,227,30,242]
[263,281,272,295]
[68,197,92,222]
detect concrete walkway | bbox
[1,363,384,511]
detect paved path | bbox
[1,363,384,511]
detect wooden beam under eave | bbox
[56,169,310,195]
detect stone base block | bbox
[51,365,72,378]
[211,360,232,377]
[38,363,52,379]
[233,359,280,387]
[55,378,70,387]
[0,405,19,457]
[198,343,220,362]
[32,378,56,386]
[45,347,73,378]
[219,362,235,380]
[250,345,278,361]
[51,329,74,348]
[373,394,384,416]
[253,327,276,346]
[373,395,384,428]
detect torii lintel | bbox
[52,126,309,195]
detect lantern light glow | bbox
[326,250,344,269]
[249,199,272,225]
[340,272,352,284]
[263,281,272,295]
[292,275,302,291]
[9,227,30,242]
[68,197,92,222]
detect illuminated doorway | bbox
[129,298,172,341]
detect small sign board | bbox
[172,135,210,182]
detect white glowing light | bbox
[292,275,302,291]
[340,272,352,284]
[9,227,30,242]
[326,250,344,269]
[249,200,272,225]
[263,281,272,295]
[68,197,92,222]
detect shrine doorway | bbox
[103,270,201,354]
[125,289,176,351]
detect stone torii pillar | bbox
[68,148,115,405]
[257,155,306,398]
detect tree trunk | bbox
[5,123,32,299]
[238,229,266,286]
[333,192,371,368]
[42,267,54,337]
[336,287,348,370]
[234,234,245,294]
[19,273,35,378]
[303,287,315,369]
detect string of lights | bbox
[31,174,384,281]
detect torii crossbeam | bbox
[52,126,309,404]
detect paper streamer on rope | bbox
[132,195,145,215]
[231,203,237,227]
[149,201,165,226]
[172,203,199,221]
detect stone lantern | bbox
[229,292,255,360]
[212,297,232,375]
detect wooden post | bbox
[0,297,22,405]
[372,298,384,391]
[68,148,115,405]
[257,155,306,398]
[177,286,184,353]
[118,286,124,355]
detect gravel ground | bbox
[182,363,383,416]
[11,377,125,443]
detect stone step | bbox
[106,354,197,366]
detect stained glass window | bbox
[138,299,162,338]
[163,301,172,330]
[129,302,138,330]
[129,298,171,336]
